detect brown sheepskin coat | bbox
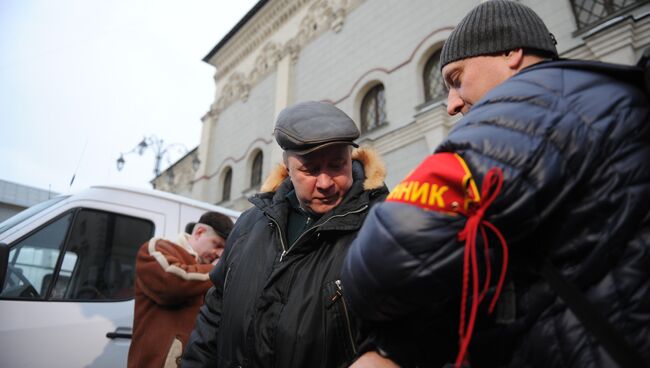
[128,234,213,368]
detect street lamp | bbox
[116,135,201,183]
[116,154,125,171]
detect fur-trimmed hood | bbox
[260,146,386,193]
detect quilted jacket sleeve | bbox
[343,201,465,321]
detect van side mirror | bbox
[0,243,9,293]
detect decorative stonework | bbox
[152,151,198,196]
[585,21,635,59]
[252,42,282,81]
[563,13,650,62]
[204,0,364,121]
[283,38,301,63]
[211,0,312,78]
[205,72,251,121]
[330,0,348,32]
[295,0,348,45]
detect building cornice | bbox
[203,0,364,122]
[203,0,271,63]
[209,0,310,76]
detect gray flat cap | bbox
[274,101,359,155]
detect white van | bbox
[0,185,239,368]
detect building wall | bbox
[0,179,58,222]
[151,148,199,196]
[164,0,650,209]
[193,71,277,211]
[0,203,24,222]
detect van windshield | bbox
[0,195,70,236]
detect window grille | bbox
[250,152,263,188]
[222,167,232,202]
[361,84,387,133]
[423,50,447,103]
[570,0,647,30]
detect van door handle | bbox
[106,327,132,339]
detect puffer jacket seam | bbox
[583,319,603,367]
[372,203,427,262]
[602,106,645,161]
[453,115,568,166]
[608,264,628,346]
[551,306,572,366]
[456,143,540,200]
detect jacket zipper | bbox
[335,279,358,355]
[279,204,369,262]
[269,217,290,262]
[223,266,232,292]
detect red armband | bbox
[386,152,480,216]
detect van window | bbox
[1,209,154,301]
[1,212,73,299]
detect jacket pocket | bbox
[323,279,358,365]
[163,336,183,368]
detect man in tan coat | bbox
[127,211,233,368]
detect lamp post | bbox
[116,135,201,186]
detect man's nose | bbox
[316,172,334,189]
[446,88,464,116]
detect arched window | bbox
[423,49,447,103]
[360,84,386,133]
[250,151,263,188]
[222,167,232,202]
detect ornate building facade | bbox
[154,0,650,211]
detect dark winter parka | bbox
[342,60,650,367]
[182,147,388,368]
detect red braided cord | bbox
[455,167,508,367]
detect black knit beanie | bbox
[440,0,558,69]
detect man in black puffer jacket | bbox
[343,1,650,367]
[182,101,388,368]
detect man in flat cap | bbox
[183,101,388,368]
[344,0,650,367]
[129,211,234,368]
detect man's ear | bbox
[505,48,525,70]
[285,162,292,178]
[194,226,205,238]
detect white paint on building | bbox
[158,0,650,211]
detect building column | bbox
[271,55,294,167]
[193,113,216,201]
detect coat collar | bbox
[249,146,387,228]
[259,146,386,193]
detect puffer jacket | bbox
[342,60,650,367]
[182,147,388,368]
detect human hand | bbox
[349,351,400,368]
